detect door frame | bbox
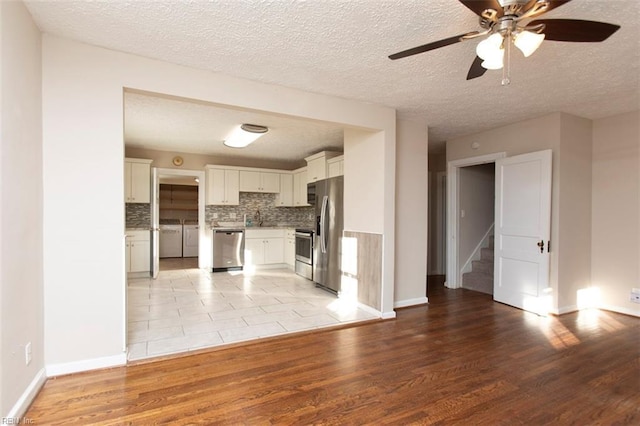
[446,152,506,288]
[154,167,207,269]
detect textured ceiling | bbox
[25,0,640,156]
[124,91,344,163]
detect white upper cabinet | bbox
[124,158,152,203]
[275,173,294,207]
[293,168,309,207]
[327,155,344,178]
[206,167,239,205]
[304,151,342,183]
[239,170,280,193]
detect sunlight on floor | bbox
[537,316,581,350]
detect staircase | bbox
[462,236,494,295]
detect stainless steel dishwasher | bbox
[212,229,245,272]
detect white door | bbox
[494,149,552,314]
[151,168,160,279]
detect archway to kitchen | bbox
[122,90,388,361]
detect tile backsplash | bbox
[126,203,151,228]
[206,193,314,227]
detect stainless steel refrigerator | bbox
[310,176,343,294]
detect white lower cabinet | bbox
[244,229,285,266]
[285,229,295,267]
[126,230,150,273]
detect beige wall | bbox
[41,34,397,373]
[592,111,640,316]
[394,119,428,307]
[428,153,446,274]
[557,114,593,311]
[0,1,44,416]
[125,146,299,171]
[458,164,495,271]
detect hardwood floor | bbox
[27,285,640,424]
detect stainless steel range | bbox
[294,229,313,280]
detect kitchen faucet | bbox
[254,209,263,227]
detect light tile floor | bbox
[127,266,378,361]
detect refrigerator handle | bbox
[320,195,328,253]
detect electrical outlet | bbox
[631,288,640,304]
[25,342,32,365]
[213,213,218,219]
[308,214,313,220]
[230,213,236,219]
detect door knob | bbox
[537,240,544,253]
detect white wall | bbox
[592,111,640,316]
[41,35,397,371]
[1,0,44,416]
[394,119,428,307]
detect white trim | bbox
[6,368,47,419]
[154,168,206,269]
[552,305,578,315]
[460,223,494,276]
[598,304,640,318]
[446,152,506,289]
[381,310,397,319]
[46,353,126,377]
[356,302,384,318]
[434,172,447,275]
[394,296,429,308]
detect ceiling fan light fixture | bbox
[514,30,545,57]
[223,123,269,148]
[481,58,504,70]
[476,33,504,63]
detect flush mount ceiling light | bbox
[223,123,269,148]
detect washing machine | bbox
[182,220,199,257]
[159,219,183,258]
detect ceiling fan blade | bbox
[458,0,503,18]
[523,0,573,19]
[466,56,488,80]
[389,33,475,60]
[530,19,621,42]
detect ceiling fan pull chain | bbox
[502,33,512,86]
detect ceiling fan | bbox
[388,0,621,84]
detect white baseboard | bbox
[381,310,397,319]
[599,304,640,318]
[356,302,382,318]
[551,304,639,318]
[46,353,126,377]
[6,367,47,419]
[553,304,578,315]
[394,297,428,309]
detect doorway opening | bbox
[446,152,505,290]
[152,167,207,277]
